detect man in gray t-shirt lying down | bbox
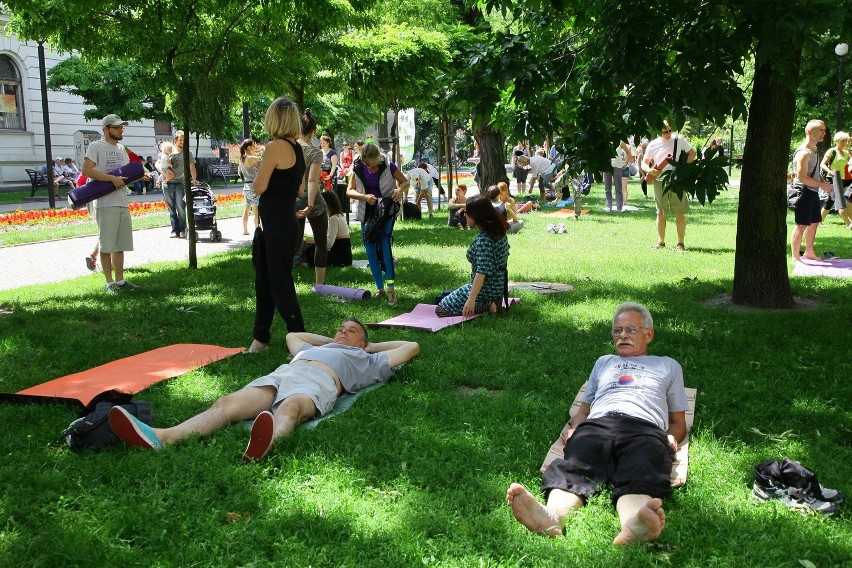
[507,302,688,545]
[109,318,419,462]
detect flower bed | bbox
[0,192,244,229]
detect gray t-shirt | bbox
[85,139,130,208]
[170,149,195,183]
[293,343,393,393]
[793,146,820,192]
[583,354,688,431]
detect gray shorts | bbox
[244,364,337,416]
[97,206,133,253]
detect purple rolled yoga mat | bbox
[68,161,145,209]
[312,284,372,301]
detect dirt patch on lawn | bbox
[457,386,502,397]
[702,293,822,312]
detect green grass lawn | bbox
[0,185,849,567]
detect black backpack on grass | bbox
[60,400,152,450]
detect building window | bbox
[154,119,172,136]
[0,55,25,130]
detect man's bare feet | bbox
[802,254,820,261]
[613,498,666,545]
[245,340,268,354]
[506,483,563,537]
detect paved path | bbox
[0,216,254,292]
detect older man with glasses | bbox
[507,302,688,545]
[642,120,696,251]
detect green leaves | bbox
[658,147,729,206]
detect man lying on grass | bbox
[507,302,687,545]
[109,318,419,461]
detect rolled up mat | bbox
[312,284,372,300]
[68,161,145,209]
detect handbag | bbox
[786,183,804,210]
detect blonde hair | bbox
[834,131,850,144]
[160,141,175,154]
[264,97,301,139]
[497,181,509,197]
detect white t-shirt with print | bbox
[85,139,130,208]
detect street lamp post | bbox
[835,42,848,133]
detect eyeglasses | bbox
[612,326,646,335]
[109,125,125,130]
[662,129,672,134]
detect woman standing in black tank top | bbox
[246,98,307,353]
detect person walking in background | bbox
[164,130,198,239]
[603,141,630,212]
[246,97,307,354]
[347,142,409,306]
[790,120,833,262]
[320,136,339,190]
[239,138,261,235]
[642,121,695,251]
[295,108,330,285]
[818,131,852,229]
[512,140,530,195]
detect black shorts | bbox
[514,167,529,183]
[794,188,822,225]
[540,415,673,504]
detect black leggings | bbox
[295,213,329,268]
[252,221,304,343]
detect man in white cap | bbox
[82,114,140,292]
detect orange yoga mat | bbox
[3,344,243,412]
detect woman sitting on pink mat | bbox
[435,194,510,317]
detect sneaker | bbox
[555,223,566,234]
[675,243,686,252]
[546,223,557,233]
[170,233,179,239]
[244,410,275,462]
[652,241,666,249]
[104,282,120,293]
[115,281,140,291]
[752,481,837,516]
[108,406,163,450]
[179,231,186,239]
[387,289,398,306]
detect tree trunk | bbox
[732,53,798,308]
[473,117,508,193]
[181,114,198,269]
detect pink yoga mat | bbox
[68,162,145,209]
[792,258,852,278]
[312,284,372,300]
[367,299,520,332]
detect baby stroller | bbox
[191,184,222,242]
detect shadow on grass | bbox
[1,220,850,566]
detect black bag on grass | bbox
[61,400,152,450]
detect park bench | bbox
[209,164,241,184]
[25,168,51,197]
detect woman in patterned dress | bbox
[436,194,510,317]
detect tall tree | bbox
[6,0,295,268]
[479,0,851,308]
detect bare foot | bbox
[802,254,820,261]
[245,340,268,354]
[613,498,666,545]
[506,483,563,537]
